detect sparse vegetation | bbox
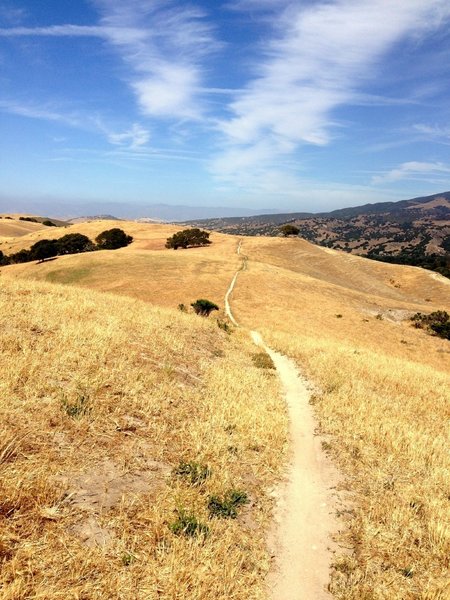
[252,351,275,369]
[173,461,211,485]
[169,510,209,537]
[191,298,219,316]
[0,275,285,599]
[165,228,211,250]
[411,310,450,339]
[208,489,249,519]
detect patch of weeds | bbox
[208,489,249,519]
[173,461,211,485]
[252,352,275,370]
[178,303,187,313]
[376,313,383,320]
[227,445,238,454]
[335,314,343,318]
[60,393,91,418]
[224,424,236,434]
[169,510,209,537]
[121,551,136,566]
[321,440,332,451]
[217,319,231,334]
[401,566,414,578]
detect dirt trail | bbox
[226,241,339,600]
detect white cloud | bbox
[413,123,450,142]
[93,0,218,120]
[0,0,219,121]
[372,161,450,184]
[106,123,150,149]
[213,0,450,188]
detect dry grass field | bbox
[0,277,286,600]
[232,237,450,599]
[1,220,449,599]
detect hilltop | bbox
[1,218,449,599]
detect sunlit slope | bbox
[0,218,49,240]
[1,223,241,310]
[0,219,181,254]
[0,277,285,600]
[231,237,450,599]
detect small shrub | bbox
[191,299,219,317]
[42,220,57,227]
[217,319,231,333]
[208,489,249,519]
[178,303,187,313]
[61,393,90,418]
[252,352,275,369]
[169,510,209,537]
[335,314,343,318]
[173,461,211,485]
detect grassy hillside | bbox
[2,221,449,598]
[232,237,450,599]
[0,277,286,600]
[1,221,241,310]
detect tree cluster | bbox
[0,228,133,265]
[166,228,211,250]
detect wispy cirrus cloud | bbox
[94,0,219,119]
[413,123,450,143]
[372,161,450,184]
[0,99,151,151]
[212,0,450,190]
[0,0,219,121]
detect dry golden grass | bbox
[1,222,241,311]
[232,237,450,599]
[2,222,449,599]
[0,218,48,240]
[0,277,286,599]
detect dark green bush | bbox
[95,228,133,250]
[42,220,57,227]
[280,224,300,237]
[191,299,219,317]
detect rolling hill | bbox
[185,192,450,277]
[1,218,449,599]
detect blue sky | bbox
[1,0,450,214]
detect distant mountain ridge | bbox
[185,192,450,278]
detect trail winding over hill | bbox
[225,240,338,600]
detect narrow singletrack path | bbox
[226,240,339,600]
